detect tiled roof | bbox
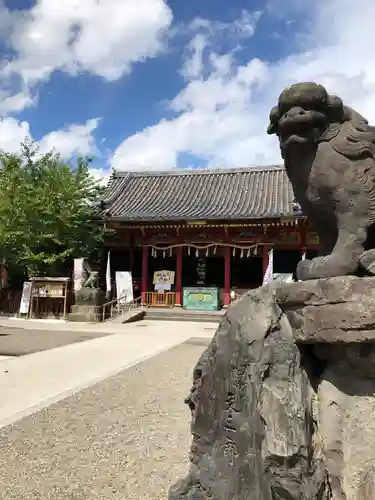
[101,166,296,221]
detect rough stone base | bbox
[169,276,375,500]
[74,287,105,306]
[67,305,102,323]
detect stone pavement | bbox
[0,319,216,429]
[0,341,207,500]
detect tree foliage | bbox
[0,140,107,278]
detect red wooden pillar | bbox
[262,245,270,281]
[224,246,231,307]
[141,245,148,305]
[175,246,183,306]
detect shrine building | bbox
[101,166,318,310]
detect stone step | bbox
[104,309,145,324]
[144,309,223,323]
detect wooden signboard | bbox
[307,232,319,246]
[29,277,70,320]
[272,230,301,246]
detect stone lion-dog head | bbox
[267,82,375,161]
[267,82,375,280]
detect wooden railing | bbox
[144,292,175,308]
[101,296,142,322]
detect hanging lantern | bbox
[233,247,235,257]
[188,246,191,256]
[240,249,244,258]
[254,246,258,255]
[213,246,217,255]
[206,248,209,257]
[247,249,250,258]
[195,248,199,257]
[169,248,172,257]
[163,250,166,258]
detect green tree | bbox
[0,140,107,279]
[0,152,30,278]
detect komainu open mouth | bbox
[282,134,310,148]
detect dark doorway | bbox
[231,256,263,289]
[182,255,224,287]
[274,250,301,280]
[307,249,318,259]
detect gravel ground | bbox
[0,327,110,356]
[0,340,206,500]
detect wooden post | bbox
[141,246,148,305]
[175,246,183,307]
[63,281,68,320]
[224,246,231,308]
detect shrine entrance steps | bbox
[143,307,224,323]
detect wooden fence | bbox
[0,288,22,316]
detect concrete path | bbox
[0,320,216,429]
[0,342,206,500]
[0,316,219,333]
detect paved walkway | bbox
[0,341,206,499]
[0,320,216,429]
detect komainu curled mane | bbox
[268,82,375,280]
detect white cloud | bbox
[0,116,100,159]
[180,10,262,82]
[0,89,35,116]
[1,0,172,85]
[38,118,100,158]
[88,167,112,186]
[0,0,14,38]
[180,34,208,80]
[111,0,375,171]
[188,10,262,40]
[0,115,109,180]
[0,117,31,153]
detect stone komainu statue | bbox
[268,82,375,281]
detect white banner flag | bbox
[106,250,111,293]
[73,258,84,291]
[298,250,306,282]
[262,248,274,285]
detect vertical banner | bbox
[73,258,84,291]
[106,250,112,294]
[262,248,274,285]
[19,281,33,315]
[115,271,133,305]
[298,249,306,282]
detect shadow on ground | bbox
[0,328,110,356]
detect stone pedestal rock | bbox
[169,276,375,499]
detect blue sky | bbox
[0,0,374,181]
